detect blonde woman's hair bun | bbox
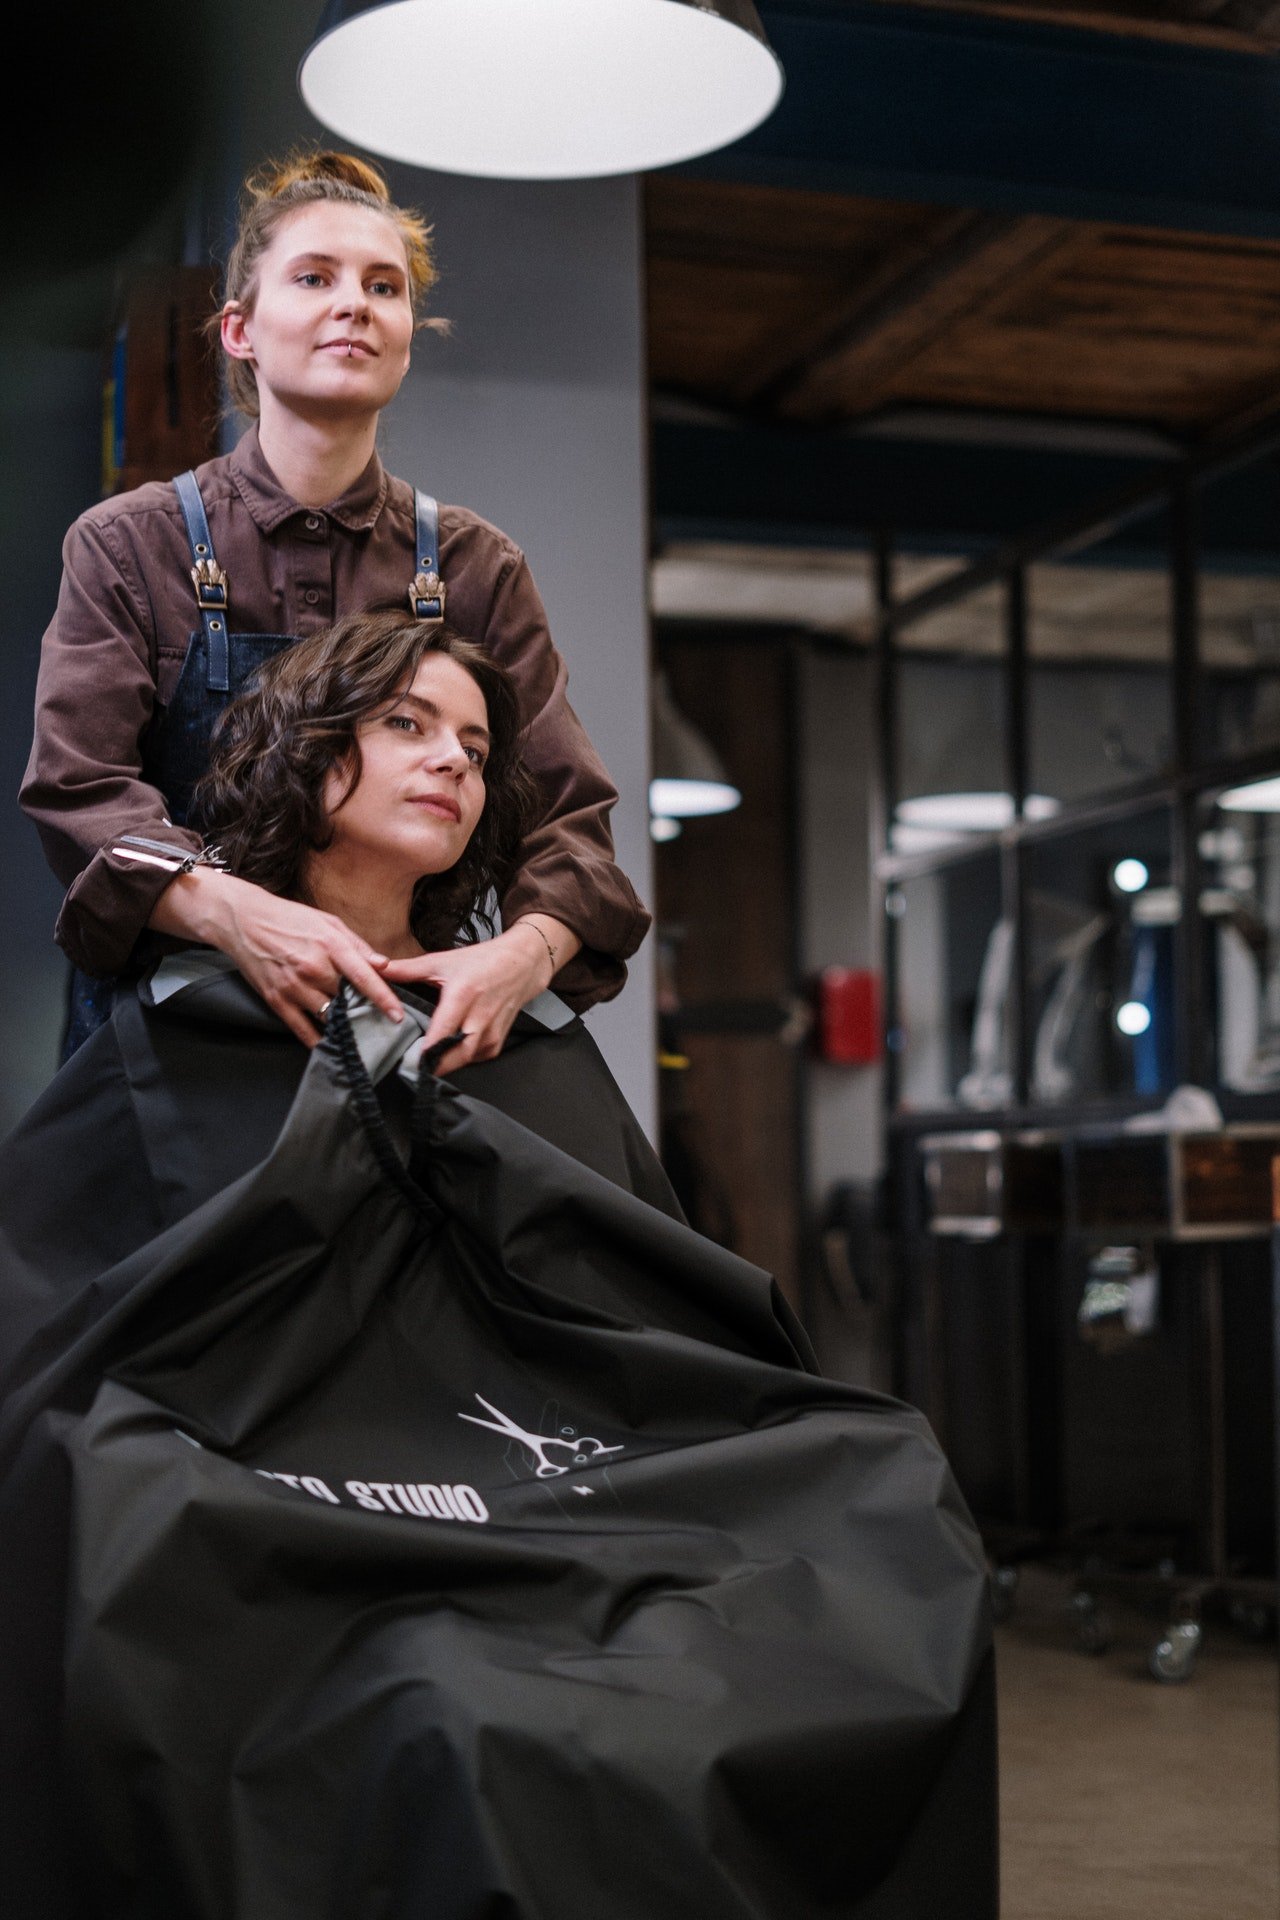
[248,148,393,207]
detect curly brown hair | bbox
[192,611,538,952]
[210,148,446,420]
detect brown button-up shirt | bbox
[20,428,650,1009]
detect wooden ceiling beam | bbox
[1186,373,1280,452]
[645,224,862,278]
[1215,0,1280,38]
[722,207,977,412]
[643,181,941,279]
[871,0,1280,55]
[742,213,1091,421]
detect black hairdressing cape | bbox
[0,958,995,1920]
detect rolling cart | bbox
[918,1122,1280,1680]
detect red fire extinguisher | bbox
[814,967,881,1065]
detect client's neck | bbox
[305,861,424,961]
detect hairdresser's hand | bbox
[382,917,580,1076]
[148,869,402,1048]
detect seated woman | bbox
[16,607,680,1242]
[0,613,996,1920]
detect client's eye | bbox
[386,715,418,733]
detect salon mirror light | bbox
[1112,858,1150,894]
[891,790,1059,853]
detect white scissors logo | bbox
[458,1394,624,1478]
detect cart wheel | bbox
[990,1565,1019,1622]
[1070,1590,1113,1656]
[1149,1620,1201,1683]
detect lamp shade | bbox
[651,670,741,819]
[1218,775,1280,811]
[298,0,784,180]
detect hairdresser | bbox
[21,149,648,1069]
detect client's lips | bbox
[410,793,462,822]
[320,339,375,356]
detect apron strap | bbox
[174,476,444,676]
[410,489,445,623]
[173,470,230,692]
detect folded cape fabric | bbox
[0,969,995,1919]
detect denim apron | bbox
[60,473,445,1062]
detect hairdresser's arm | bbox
[21,512,215,974]
[381,915,582,1074]
[465,543,649,1010]
[148,870,405,1048]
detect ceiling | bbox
[873,0,1280,55]
[643,0,1280,566]
[646,185,1280,437]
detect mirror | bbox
[1198,452,1280,764]
[892,581,1012,855]
[891,844,1008,1110]
[880,477,1278,1914]
[1022,806,1178,1105]
[1201,776,1280,1094]
[1026,504,1175,807]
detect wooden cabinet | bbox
[919,1129,1064,1239]
[1070,1126,1280,1240]
[920,1123,1280,1242]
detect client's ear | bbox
[321,751,361,816]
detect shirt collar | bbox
[228,423,391,535]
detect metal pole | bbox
[875,531,902,1114]
[1170,476,1205,1088]
[1006,566,1029,1107]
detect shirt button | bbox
[304,589,320,606]
[305,514,323,532]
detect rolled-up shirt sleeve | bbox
[19,514,201,976]
[480,551,651,1009]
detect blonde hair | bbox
[212,149,444,419]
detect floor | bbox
[995,1563,1280,1919]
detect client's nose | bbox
[428,729,469,776]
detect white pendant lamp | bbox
[298,0,785,181]
[650,670,741,820]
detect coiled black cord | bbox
[327,988,459,1224]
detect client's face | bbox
[321,652,490,877]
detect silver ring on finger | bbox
[315,998,333,1025]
